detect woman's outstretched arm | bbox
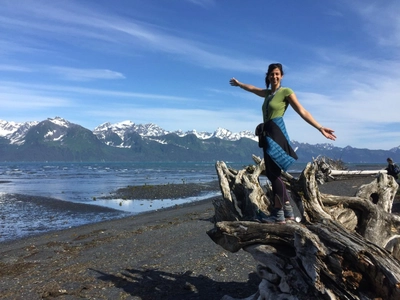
[287,93,336,141]
[229,78,266,98]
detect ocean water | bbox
[0,161,253,242]
[0,161,222,203]
[0,161,384,242]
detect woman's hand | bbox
[320,127,336,141]
[229,78,240,87]
[229,78,266,97]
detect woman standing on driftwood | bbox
[229,63,336,223]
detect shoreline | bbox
[0,181,221,243]
[0,175,391,243]
[0,175,387,244]
[0,195,217,246]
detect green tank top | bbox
[262,87,294,122]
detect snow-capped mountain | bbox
[174,128,255,141]
[1,117,256,147]
[1,117,399,163]
[93,121,171,148]
[212,127,255,141]
[93,120,257,148]
[0,119,39,145]
[0,117,74,144]
[94,121,170,138]
[38,117,74,144]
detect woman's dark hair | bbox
[265,63,284,88]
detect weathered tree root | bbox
[208,156,400,299]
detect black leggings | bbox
[264,153,290,206]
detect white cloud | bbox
[346,1,400,48]
[0,81,191,102]
[0,1,268,74]
[185,0,216,8]
[47,67,125,81]
[0,93,71,109]
[0,64,32,72]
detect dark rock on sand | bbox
[103,181,220,200]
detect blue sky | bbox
[1,0,399,150]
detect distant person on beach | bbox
[386,158,400,181]
[230,63,336,223]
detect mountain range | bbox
[0,117,399,163]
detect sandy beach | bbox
[0,196,259,299]
[0,174,396,300]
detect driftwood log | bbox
[312,155,392,184]
[207,156,400,300]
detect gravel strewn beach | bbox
[0,175,397,299]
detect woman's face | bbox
[268,67,283,87]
